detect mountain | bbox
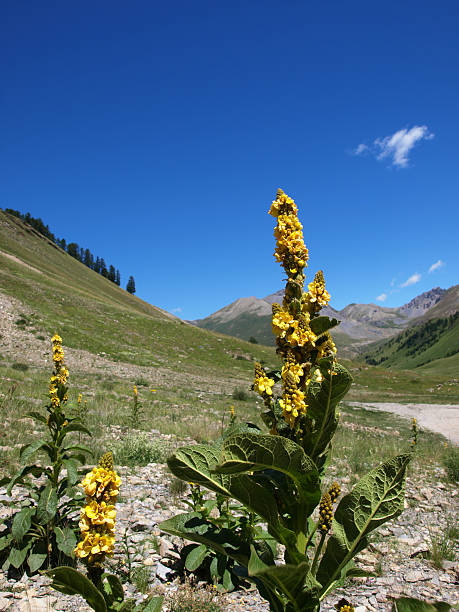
[364,311,459,371]
[193,286,456,356]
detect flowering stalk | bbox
[75,452,120,584]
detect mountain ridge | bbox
[192,286,457,354]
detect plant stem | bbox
[311,531,326,576]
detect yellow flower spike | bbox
[133,385,138,397]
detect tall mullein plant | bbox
[161,189,412,611]
[0,334,91,576]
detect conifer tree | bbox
[126,276,136,294]
[100,258,108,277]
[108,265,116,282]
[115,269,121,286]
[84,249,92,268]
[94,257,101,273]
[67,243,79,259]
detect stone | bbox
[155,562,173,581]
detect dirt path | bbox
[348,401,459,444]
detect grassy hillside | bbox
[0,210,277,380]
[364,312,459,370]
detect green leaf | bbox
[45,566,107,612]
[303,359,353,464]
[167,441,232,497]
[393,597,455,611]
[20,440,48,464]
[63,459,79,486]
[25,411,48,424]
[216,433,321,517]
[28,553,47,572]
[160,512,250,565]
[0,535,12,552]
[185,544,208,571]
[6,465,46,495]
[54,526,77,557]
[309,316,340,337]
[101,572,125,608]
[8,543,31,568]
[135,596,164,612]
[36,483,58,524]
[64,423,92,436]
[12,507,34,542]
[318,453,411,592]
[248,547,319,612]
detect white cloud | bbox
[428,259,444,274]
[352,125,434,168]
[400,273,421,288]
[171,307,182,313]
[376,293,388,302]
[354,143,368,155]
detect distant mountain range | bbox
[192,285,458,358]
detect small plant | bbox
[170,477,189,500]
[428,516,458,569]
[129,385,142,428]
[110,432,168,467]
[166,578,224,612]
[161,190,413,611]
[46,452,163,611]
[232,388,248,402]
[442,446,459,482]
[0,334,91,576]
[131,565,152,594]
[175,482,265,591]
[11,362,29,371]
[135,377,150,387]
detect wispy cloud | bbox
[353,125,434,168]
[171,307,182,313]
[400,273,421,288]
[428,259,444,274]
[376,293,387,302]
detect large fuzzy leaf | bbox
[36,483,58,524]
[215,433,321,518]
[46,566,107,612]
[54,526,77,557]
[159,512,250,565]
[167,441,232,497]
[318,453,411,591]
[303,358,353,464]
[248,546,319,612]
[12,507,34,543]
[6,464,46,495]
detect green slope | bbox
[0,210,276,378]
[364,312,459,369]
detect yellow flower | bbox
[287,320,317,348]
[133,385,138,397]
[281,362,303,384]
[51,333,62,344]
[271,307,294,338]
[80,467,121,502]
[254,375,275,396]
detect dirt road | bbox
[348,401,459,444]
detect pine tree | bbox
[115,270,121,286]
[67,243,79,259]
[94,257,101,273]
[84,249,92,268]
[126,276,136,294]
[108,265,116,282]
[100,258,108,277]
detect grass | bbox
[442,446,459,482]
[428,516,458,569]
[165,579,224,612]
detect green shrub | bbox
[11,362,29,371]
[442,446,459,482]
[232,387,248,401]
[110,432,168,467]
[166,579,223,612]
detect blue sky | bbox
[1,1,458,320]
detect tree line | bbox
[4,208,136,294]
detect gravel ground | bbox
[347,402,459,444]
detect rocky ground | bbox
[0,429,457,612]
